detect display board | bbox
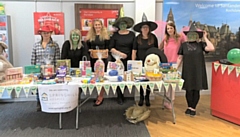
[74,4,122,40]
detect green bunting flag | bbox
[15,86,22,98]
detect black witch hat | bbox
[112,7,134,29]
[133,13,158,32]
[183,21,203,38]
[145,47,168,63]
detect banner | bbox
[38,84,79,113]
[163,0,240,61]
[33,12,65,49]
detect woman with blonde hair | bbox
[159,21,185,109]
[61,29,90,67]
[86,19,110,106]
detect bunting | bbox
[103,84,110,95]
[15,86,22,98]
[23,86,30,98]
[0,80,185,99]
[0,87,5,98]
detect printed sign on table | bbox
[38,84,79,113]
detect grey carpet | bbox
[0,98,150,137]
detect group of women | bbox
[31,14,215,117]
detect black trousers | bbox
[185,90,200,109]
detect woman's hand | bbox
[120,52,127,59]
[90,51,94,58]
[203,30,208,38]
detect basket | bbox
[145,71,163,81]
[91,49,108,59]
[162,72,181,83]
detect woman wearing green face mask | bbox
[109,16,135,105]
[61,29,90,67]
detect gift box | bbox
[5,67,23,81]
[127,60,143,74]
[70,68,81,77]
[56,59,71,74]
[24,65,41,74]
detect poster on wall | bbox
[0,15,13,63]
[163,0,240,61]
[33,12,65,49]
[79,9,119,40]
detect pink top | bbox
[163,35,185,63]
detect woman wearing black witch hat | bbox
[109,15,135,105]
[177,22,215,117]
[132,13,167,106]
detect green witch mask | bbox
[187,32,199,42]
[71,33,80,43]
[119,21,127,30]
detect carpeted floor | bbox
[0,98,150,137]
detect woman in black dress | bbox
[109,16,135,105]
[132,13,158,106]
[177,22,215,117]
[86,19,110,106]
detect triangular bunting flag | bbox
[236,67,240,77]
[141,83,148,94]
[171,83,177,93]
[88,84,95,95]
[15,86,22,98]
[31,86,37,95]
[126,83,133,94]
[119,83,125,94]
[0,87,5,98]
[178,79,184,90]
[23,86,30,98]
[214,62,220,72]
[96,84,102,95]
[228,65,235,75]
[221,64,227,74]
[148,82,155,94]
[157,81,163,92]
[81,84,88,95]
[163,83,170,92]
[6,86,13,96]
[111,83,118,95]
[134,83,141,93]
[103,84,110,95]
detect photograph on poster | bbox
[163,0,240,61]
[107,18,116,31]
[81,19,92,31]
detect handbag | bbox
[79,56,91,77]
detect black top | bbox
[178,42,208,90]
[109,31,135,59]
[86,35,110,50]
[86,36,110,71]
[109,31,135,70]
[61,40,90,68]
[133,33,158,62]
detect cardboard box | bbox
[127,60,142,74]
[56,59,71,74]
[5,67,23,80]
[24,65,41,74]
